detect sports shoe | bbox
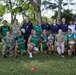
[61,55,64,58]
[51,54,54,56]
[29,53,33,58]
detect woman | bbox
[11,19,20,39]
[40,30,48,54]
[28,30,39,58]
[0,20,10,37]
[33,20,42,37]
[55,29,65,57]
[15,30,26,58]
[65,28,75,58]
[50,19,60,37]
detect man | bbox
[60,18,69,35]
[41,18,50,35]
[2,32,15,58]
[55,29,65,57]
[21,16,33,49]
[0,20,10,37]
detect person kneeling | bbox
[55,29,65,57]
[65,28,75,58]
[28,30,39,58]
[14,30,26,58]
[40,30,48,54]
[2,32,15,58]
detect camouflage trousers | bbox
[2,45,14,56]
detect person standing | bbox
[60,18,69,35]
[0,20,10,37]
[41,18,50,35]
[33,20,42,37]
[21,16,33,49]
[50,19,60,37]
[11,19,20,39]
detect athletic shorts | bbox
[28,44,39,52]
[43,47,48,51]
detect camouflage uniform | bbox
[2,36,15,56]
[11,25,20,39]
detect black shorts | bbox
[43,47,48,51]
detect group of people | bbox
[1,16,76,58]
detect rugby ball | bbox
[21,28,25,33]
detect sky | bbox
[3,0,76,23]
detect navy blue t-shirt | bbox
[75,24,76,30]
[21,22,33,39]
[60,23,69,32]
[50,24,60,33]
[41,23,50,31]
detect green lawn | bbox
[0,48,76,75]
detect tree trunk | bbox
[57,0,62,24]
[29,0,42,25]
[11,14,13,24]
[36,10,41,25]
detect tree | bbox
[29,0,41,25]
[57,0,62,24]
[42,0,75,24]
[52,10,76,22]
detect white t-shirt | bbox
[68,25,75,33]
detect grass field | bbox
[0,42,76,75]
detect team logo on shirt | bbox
[65,24,67,26]
[47,25,48,27]
[26,26,28,28]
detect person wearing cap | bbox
[65,28,75,58]
[15,30,26,58]
[55,29,65,57]
[33,20,42,37]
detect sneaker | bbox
[71,56,75,58]
[14,55,18,58]
[29,53,33,58]
[51,54,54,56]
[61,55,64,58]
